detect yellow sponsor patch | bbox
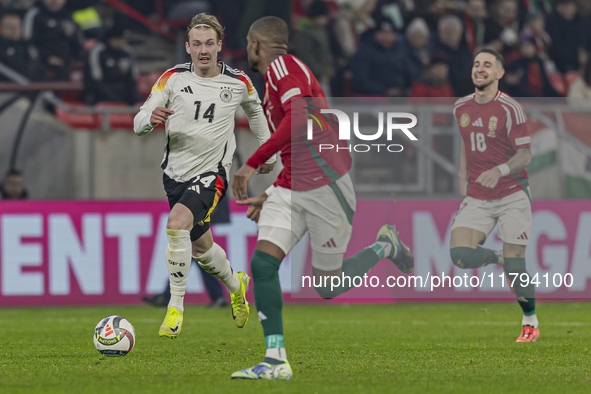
[460,113,470,127]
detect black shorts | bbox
[163,167,228,242]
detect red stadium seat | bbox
[95,102,136,130]
[55,101,101,129]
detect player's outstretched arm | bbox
[240,96,276,169]
[134,69,175,136]
[476,147,532,189]
[134,107,174,136]
[232,164,256,200]
[506,147,532,173]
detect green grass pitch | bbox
[1,302,590,394]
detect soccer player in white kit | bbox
[133,13,275,338]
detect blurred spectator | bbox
[406,17,431,70]
[71,6,102,39]
[0,12,41,80]
[462,0,487,53]
[484,0,521,55]
[23,0,85,81]
[546,0,587,74]
[372,0,415,32]
[295,1,334,90]
[520,12,551,59]
[333,0,378,59]
[417,0,461,32]
[411,53,454,97]
[349,17,413,96]
[83,25,139,105]
[505,36,562,97]
[0,169,28,199]
[568,56,591,98]
[521,0,553,16]
[0,0,22,14]
[433,15,473,96]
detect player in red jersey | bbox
[230,17,414,380]
[450,48,539,342]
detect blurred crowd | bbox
[292,0,591,98]
[0,0,590,110]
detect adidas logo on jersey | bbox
[322,238,337,248]
[517,232,529,240]
[181,86,193,94]
[472,118,484,127]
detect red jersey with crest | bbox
[453,91,531,200]
[245,54,352,191]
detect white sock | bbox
[522,314,539,328]
[265,347,287,361]
[195,243,240,293]
[165,229,192,312]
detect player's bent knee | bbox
[450,247,476,269]
[166,219,191,231]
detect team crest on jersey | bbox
[488,116,498,137]
[460,114,470,127]
[220,88,232,103]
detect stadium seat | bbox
[55,101,102,129]
[95,102,136,130]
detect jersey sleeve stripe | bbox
[501,104,512,137]
[153,69,176,92]
[453,99,471,117]
[278,56,289,76]
[499,95,527,124]
[152,64,190,92]
[453,94,474,107]
[499,97,525,125]
[222,63,255,95]
[292,56,311,85]
[499,95,526,123]
[271,61,284,79]
[266,71,278,91]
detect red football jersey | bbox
[453,91,532,200]
[245,54,352,191]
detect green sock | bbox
[250,250,283,337]
[314,248,381,299]
[450,246,498,269]
[504,257,536,314]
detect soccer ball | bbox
[93,315,135,357]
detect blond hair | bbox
[185,13,225,42]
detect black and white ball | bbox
[93,315,135,356]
